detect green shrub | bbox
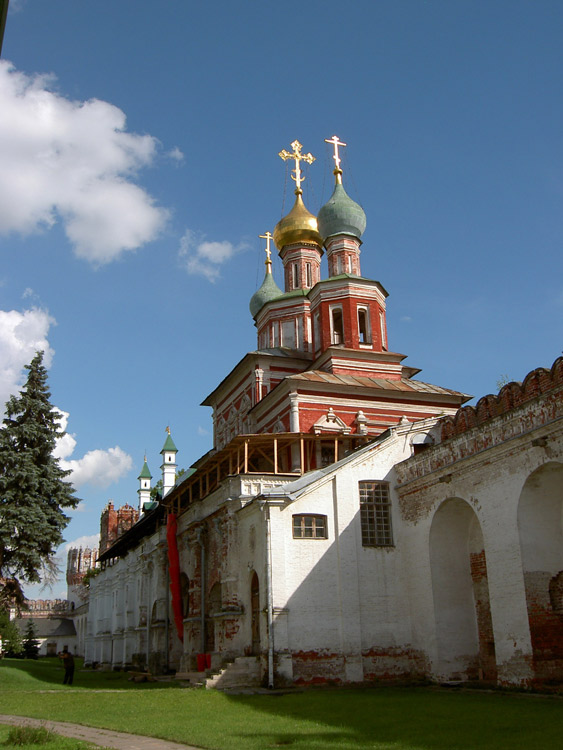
[5,726,55,745]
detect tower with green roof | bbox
[317,135,367,278]
[160,427,178,498]
[137,457,152,512]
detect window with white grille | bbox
[359,481,393,546]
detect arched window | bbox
[331,308,344,346]
[358,307,371,344]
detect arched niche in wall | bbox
[429,497,496,682]
[517,461,563,679]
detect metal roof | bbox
[286,371,470,399]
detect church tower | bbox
[310,136,391,374]
[137,456,152,512]
[160,427,178,497]
[204,136,469,450]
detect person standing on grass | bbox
[58,646,74,685]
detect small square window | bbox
[293,514,328,539]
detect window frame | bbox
[292,263,299,289]
[359,480,394,547]
[292,514,328,540]
[357,305,372,345]
[330,305,344,346]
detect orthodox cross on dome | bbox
[278,140,315,192]
[259,231,274,267]
[325,135,346,183]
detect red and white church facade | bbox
[86,139,563,689]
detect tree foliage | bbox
[150,468,188,500]
[0,608,23,656]
[22,618,39,659]
[0,352,79,604]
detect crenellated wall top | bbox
[441,357,563,441]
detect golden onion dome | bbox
[273,190,322,251]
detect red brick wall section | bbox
[292,647,429,684]
[469,550,498,681]
[362,647,429,681]
[99,502,117,554]
[292,651,345,685]
[524,570,563,681]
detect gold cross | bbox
[259,231,274,263]
[325,135,347,170]
[278,140,315,191]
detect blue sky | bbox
[1,0,561,597]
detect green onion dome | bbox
[317,175,366,243]
[250,266,283,319]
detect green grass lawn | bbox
[0,658,562,749]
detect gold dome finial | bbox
[278,140,315,194]
[325,135,346,185]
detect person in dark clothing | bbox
[58,646,74,685]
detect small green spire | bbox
[161,427,178,454]
[138,458,152,480]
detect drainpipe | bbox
[197,527,206,655]
[165,561,170,672]
[145,565,151,670]
[263,502,275,689]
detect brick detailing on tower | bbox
[66,547,99,586]
[99,501,139,555]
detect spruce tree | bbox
[0,607,23,656]
[0,352,78,605]
[23,618,39,659]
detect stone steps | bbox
[204,656,262,690]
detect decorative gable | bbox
[313,407,351,435]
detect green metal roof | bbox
[138,460,152,480]
[317,182,366,242]
[161,433,178,453]
[142,500,159,512]
[249,269,283,318]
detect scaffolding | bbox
[164,432,369,514]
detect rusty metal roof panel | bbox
[288,371,469,398]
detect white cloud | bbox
[179,229,249,282]
[197,425,209,436]
[0,307,54,409]
[400,316,412,323]
[0,314,132,491]
[0,61,169,264]
[167,146,184,163]
[60,446,133,489]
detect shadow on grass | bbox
[0,657,180,691]
[224,686,563,750]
